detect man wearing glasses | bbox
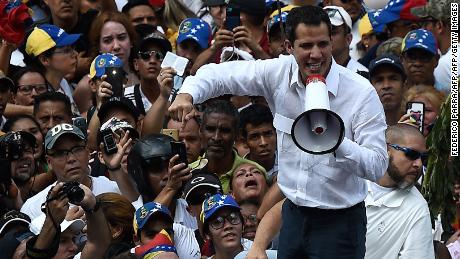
[20,123,121,219]
[124,32,172,115]
[365,123,434,258]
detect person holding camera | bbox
[26,181,112,259]
[128,134,197,230]
[20,123,121,219]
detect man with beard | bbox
[189,100,267,194]
[365,123,434,258]
[369,54,406,126]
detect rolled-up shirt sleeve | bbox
[178,60,275,104]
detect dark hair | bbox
[239,104,274,139]
[121,0,154,14]
[202,100,239,131]
[33,92,72,117]
[10,67,45,94]
[22,47,56,75]
[2,114,42,134]
[285,6,332,43]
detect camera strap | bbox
[134,84,146,116]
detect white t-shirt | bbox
[434,48,452,94]
[132,196,198,230]
[346,58,369,74]
[173,223,201,259]
[124,85,152,112]
[365,181,435,259]
[21,176,120,219]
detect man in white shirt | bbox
[169,6,387,258]
[365,123,434,259]
[21,123,120,219]
[323,6,368,75]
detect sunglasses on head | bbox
[138,50,164,61]
[387,143,429,165]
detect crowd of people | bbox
[0,0,456,258]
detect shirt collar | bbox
[290,57,339,97]
[365,181,411,208]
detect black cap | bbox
[122,0,152,13]
[229,0,266,16]
[97,97,140,124]
[183,169,223,202]
[369,54,405,79]
[0,210,31,235]
[138,32,172,55]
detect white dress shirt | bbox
[179,54,388,209]
[365,181,435,259]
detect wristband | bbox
[106,164,121,171]
[26,232,60,259]
[83,198,101,215]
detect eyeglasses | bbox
[47,145,86,160]
[138,50,164,61]
[17,84,48,95]
[243,214,258,225]
[209,211,242,230]
[387,143,429,165]
[53,46,76,56]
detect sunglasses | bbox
[387,143,429,165]
[138,50,164,61]
[209,211,241,230]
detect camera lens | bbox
[62,181,84,203]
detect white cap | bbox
[30,214,86,235]
[220,47,254,63]
[324,6,352,31]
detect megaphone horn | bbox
[291,75,345,154]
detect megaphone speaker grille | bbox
[291,109,345,154]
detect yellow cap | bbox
[359,13,373,37]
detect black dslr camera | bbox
[61,181,85,203]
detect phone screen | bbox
[171,141,188,165]
[406,102,425,133]
[225,7,240,31]
[105,67,125,98]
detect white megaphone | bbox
[291,75,345,154]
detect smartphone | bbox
[72,117,87,137]
[170,141,188,165]
[406,102,425,133]
[105,67,125,98]
[225,6,240,32]
[101,129,118,155]
[162,129,179,141]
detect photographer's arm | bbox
[25,183,68,259]
[87,79,113,152]
[79,186,112,259]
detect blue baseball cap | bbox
[367,0,426,33]
[25,24,81,57]
[89,53,124,79]
[401,29,438,55]
[267,5,296,35]
[133,202,173,235]
[177,18,212,50]
[200,194,240,223]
